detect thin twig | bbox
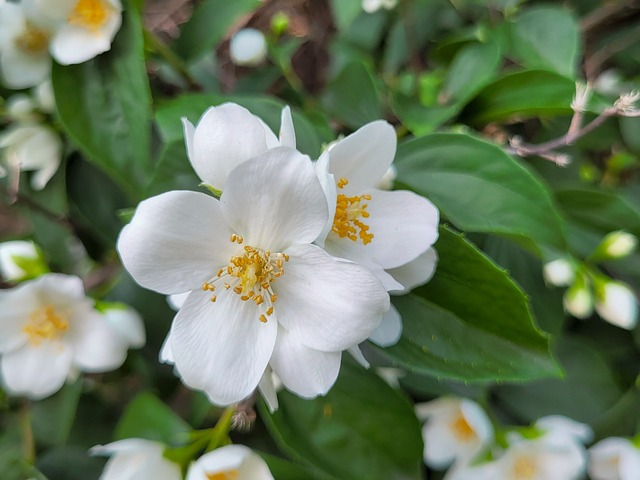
[143,29,202,90]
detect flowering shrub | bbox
[1,1,639,479]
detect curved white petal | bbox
[270,326,341,398]
[387,247,438,293]
[347,345,370,368]
[159,331,175,364]
[117,190,236,295]
[1,341,72,399]
[101,307,146,348]
[167,292,189,311]
[0,48,51,89]
[92,439,181,480]
[595,282,638,330]
[328,121,397,194]
[220,148,328,251]
[279,106,296,148]
[171,288,277,405]
[0,240,39,282]
[69,311,129,372]
[187,103,271,190]
[258,367,279,413]
[313,151,337,248]
[369,303,402,347]
[536,416,593,444]
[0,286,34,353]
[275,243,389,352]
[187,445,273,480]
[589,437,634,480]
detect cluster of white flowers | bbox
[418,396,640,480]
[92,440,274,480]
[0,0,122,88]
[544,230,638,330]
[117,102,439,410]
[0,81,62,190]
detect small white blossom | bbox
[100,303,146,350]
[186,445,273,480]
[415,396,493,472]
[563,282,593,319]
[571,82,592,113]
[91,439,181,480]
[589,437,640,480]
[543,258,575,287]
[595,281,638,330]
[0,240,45,282]
[34,79,55,113]
[596,231,638,260]
[229,28,268,67]
[0,274,137,399]
[362,0,398,13]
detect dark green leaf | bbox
[31,380,82,447]
[395,133,566,254]
[52,9,152,200]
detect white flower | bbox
[415,396,493,471]
[0,240,45,282]
[99,303,146,349]
[187,445,273,480]
[34,79,55,113]
[595,281,638,330]
[34,0,122,65]
[229,28,267,67]
[6,94,40,123]
[563,282,593,319]
[534,415,593,444]
[91,438,181,480]
[0,123,62,190]
[0,274,136,399]
[596,231,638,260]
[362,0,398,13]
[182,102,295,192]
[589,437,640,480]
[543,258,575,287]
[0,1,53,88]
[118,148,389,406]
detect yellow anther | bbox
[266,306,274,316]
[230,234,237,243]
[450,414,475,441]
[270,294,277,303]
[233,286,243,295]
[337,177,349,189]
[14,23,49,54]
[255,295,264,305]
[23,306,69,345]
[68,0,111,30]
[331,188,374,245]
[210,295,217,303]
[259,314,268,323]
[207,469,239,480]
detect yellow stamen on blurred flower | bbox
[68,0,111,30]
[14,23,49,54]
[23,305,69,345]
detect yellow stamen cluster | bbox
[14,23,49,54]
[331,178,374,245]
[68,0,110,30]
[207,470,239,480]
[23,305,69,345]
[450,414,476,441]
[201,235,288,323]
[512,456,538,480]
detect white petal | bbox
[328,121,397,194]
[220,148,328,250]
[188,445,273,480]
[387,247,438,293]
[167,292,189,311]
[279,106,296,148]
[347,345,370,368]
[258,368,279,413]
[595,282,638,330]
[101,307,146,348]
[0,240,39,281]
[313,151,337,248]
[270,326,341,398]
[369,304,402,347]
[171,288,277,405]
[0,286,33,352]
[182,118,196,162]
[275,243,389,352]
[536,415,593,444]
[117,190,236,295]
[69,311,129,372]
[1,341,72,399]
[159,332,175,365]
[188,103,271,190]
[92,439,181,480]
[0,48,51,89]
[589,437,631,480]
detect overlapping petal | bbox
[69,311,129,372]
[387,247,438,293]
[369,304,402,347]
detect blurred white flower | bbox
[118,149,388,406]
[34,79,56,113]
[99,303,146,350]
[0,1,53,88]
[415,396,493,472]
[0,274,137,399]
[543,258,575,287]
[229,28,267,67]
[5,94,39,123]
[187,445,273,480]
[182,102,295,192]
[589,437,640,480]
[0,240,46,282]
[362,0,398,13]
[563,281,593,319]
[91,438,181,480]
[595,231,638,260]
[595,281,638,330]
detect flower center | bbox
[202,234,288,323]
[450,413,476,441]
[207,470,239,480]
[512,455,537,480]
[68,0,111,30]
[14,23,49,54]
[331,178,374,245]
[23,305,69,345]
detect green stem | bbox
[20,401,35,463]
[206,406,236,452]
[143,29,201,90]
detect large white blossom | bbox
[589,437,640,480]
[118,148,389,406]
[416,396,493,475]
[186,445,274,480]
[91,439,181,480]
[0,274,138,399]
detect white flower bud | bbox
[563,283,593,319]
[376,165,397,190]
[543,258,575,287]
[595,281,638,330]
[229,28,267,67]
[362,0,398,13]
[6,94,38,123]
[600,231,637,259]
[34,79,55,114]
[0,240,44,281]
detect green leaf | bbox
[31,380,82,447]
[146,140,200,196]
[261,360,423,480]
[114,392,191,444]
[52,8,152,200]
[261,453,330,480]
[37,446,106,480]
[463,70,575,125]
[395,133,566,254]
[173,0,260,63]
[0,420,27,480]
[322,62,382,129]
[508,6,580,78]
